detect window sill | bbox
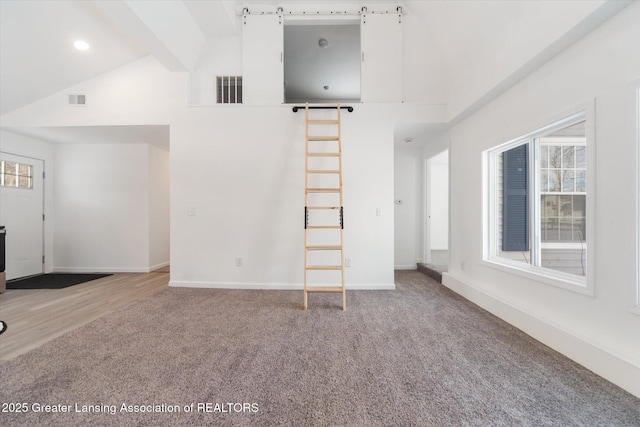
[481,258,594,297]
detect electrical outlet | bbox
[345,257,351,267]
[235,257,243,267]
[187,206,196,216]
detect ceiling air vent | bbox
[68,94,86,105]
[216,76,242,104]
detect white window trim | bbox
[483,106,595,296]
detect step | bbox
[306,265,343,271]
[308,135,339,141]
[307,206,341,210]
[306,187,341,193]
[306,225,341,229]
[306,245,343,250]
[307,152,340,157]
[305,286,344,293]
[307,119,339,125]
[306,169,341,174]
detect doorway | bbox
[425,149,449,269]
[0,152,44,280]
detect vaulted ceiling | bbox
[0,0,631,146]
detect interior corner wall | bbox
[53,143,151,273]
[0,129,55,274]
[394,144,422,269]
[148,144,170,270]
[443,2,640,397]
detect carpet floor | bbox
[0,271,638,426]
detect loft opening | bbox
[283,17,361,104]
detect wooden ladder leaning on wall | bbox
[303,102,346,311]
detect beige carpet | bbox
[0,271,638,426]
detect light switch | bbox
[187,206,196,216]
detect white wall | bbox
[0,56,186,127]
[1,57,175,275]
[148,144,170,270]
[442,0,608,121]
[428,150,448,250]
[0,130,55,274]
[394,144,422,269]
[1,54,443,288]
[443,2,640,397]
[170,104,437,289]
[190,35,242,105]
[53,143,150,272]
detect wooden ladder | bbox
[304,103,346,311]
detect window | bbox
[0,160,33,189]
[486,112,590,290]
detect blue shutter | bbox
[502,144,529,251]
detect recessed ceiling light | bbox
[74,40,90,51]
[318,38,329,48]
[323,85,330,90]
[404,137,413,143]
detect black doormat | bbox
[6,273,112,290]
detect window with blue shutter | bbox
[486,112,589,286]
[502,143,529,251]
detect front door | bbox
[0,152,44,280]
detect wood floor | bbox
[0,271,169,362]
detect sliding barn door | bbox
[361,11,403,103]
[242,12,284,105]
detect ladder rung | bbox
[305,286,344,293]
[306,266,343,271]
[308,136,339,141]
[308,119,339,125]
[306,225,341,229]
[307,169,341,174]
[306,188,340,193]
[307,206,341,210]
[306,245,342,250]
[307,152,340,157]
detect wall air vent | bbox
[68,94,86,105]
[216,76,243,104]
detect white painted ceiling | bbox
[0,0,624,149]
[0,0,147,116]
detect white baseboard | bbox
[169,281,395,290]
[442,272,640,398]
[53,267,151,274]
[53,261,169,274]
[149,261,170,271]
[395,265,418,271]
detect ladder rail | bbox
[303,102,346,311]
